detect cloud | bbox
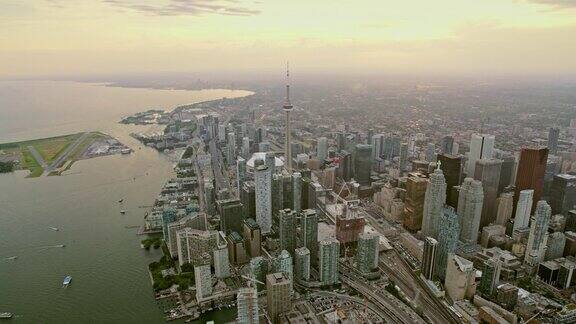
[101,0,261,16]
[526,0,576,9]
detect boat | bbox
[49,226,59,231]
[5,256,17,261]
[55,244,66,248]
[63,275,72,287]
[0,312,13,319]
[120,210,127,214]
[118,198,124,203]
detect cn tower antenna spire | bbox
[283,62,293,172]
[284,61,292,107]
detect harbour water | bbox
[0,81,251,323]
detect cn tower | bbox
[283,63,293,172]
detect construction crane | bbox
[241,275,264,287]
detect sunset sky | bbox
[1,0,576,78]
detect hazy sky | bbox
[1,0,576,78]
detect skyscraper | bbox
[294,247,311,282]
[513,189,534,232]
[525,201,552,267]
[399,142,408,172]
[283,65,294,172]
[194,260,213,300]
[357,232,379,273]
[545,232,566,261]
[317,137,328,162]
[275,250,293,293]
[495,192,514,227]
[371,134,384,160]
[237,287,259,324]
[548,127,560,155]
[441,135,454,155]
[255,163,272,234]
[435,207,460,281]
[515,147,548,213]
[467,133,495,177]
[445,254,476,301]
[549,174,576,216]
[292,172,302,213]
[422,164,447,239]
[458,178,483,244]
[213,237,230,279]
[301,209,318,265]
[266,273,292,324]
[438,153,463,208]
[243,218,261,258]
[319,238,340,286]
[478,256,501,298]
[353,144,373,186]
[426,142,436,162]
[474,158,502,227]
[161,208,177,241]
[249,256,267,291]
[403,173,428,231]
[227,132,237,165]
[217,198,244,234]
[278,209,296,255]
[237,157,246,194]
[422,237,438,280]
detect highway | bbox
[208,140,234,198]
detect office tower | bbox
[242,136,250,158]
[422,237,438,280]
[255,164,272,234]
[474,159,502,227]
[301,209,318,265]
[292,172,302,213]
[478,256,501,298]
[317,137,328,162]
[422,164,447,239]
[498,155,516,193]
[271,173,284,216]
[548,127,560,155]
[250,256,267,291]
[237,157,247,194]
[227,132,237,165]
[203,180,216,216]
[425,142,436,162]
[167,214,208,258]
[319,238,340,286]
[214,237,230,278]
[495,192,514,226]
[294,247,311,282]
[513,189,534,232]
[525,201,552,267]
[467,134,495,177]
[372,134,384,160]
[441,135,454,154]
[275,250,293,293]
[240,181,256,220]
[557,261,576,289]
[457,178,483,244]
[237,287,259,324]
[367,129,374,145]
[278,209,296,255]
[161,208,177,240]
[282,65,294,172]
[217,198,244,234]
[282,173,293,209]
[243,218,261,257]
[266,273,292,324]
[335,207,366,244]
[218,124,227,142]
[567,211,576,232]
[445,254,476,301]
[515,147,548,213]
[176,229,219,266]
[496,284,519,311]
[194,260,213,300]
[337,150,353,181]
[435,207,460,281]
[227,232,248,265]
[357,233,379,273]
[438,153,463,208]
[545,232,566,261]
[399,142,408,172]
[353,144,373,186]
[403,174,428,231]
[337,132,345,151]
[550,174,576,216]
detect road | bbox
[208,140,234,198]
[46,132,90,173]
[27,146,48,175]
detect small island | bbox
[0,132,132,178]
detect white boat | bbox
[5,256,17,261]
[120,210,127,214]
[49,226,59,231]
[63,275,72,287]
[0,312,13,319]
[54,244,65,248]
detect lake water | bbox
[0,81,251,323]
